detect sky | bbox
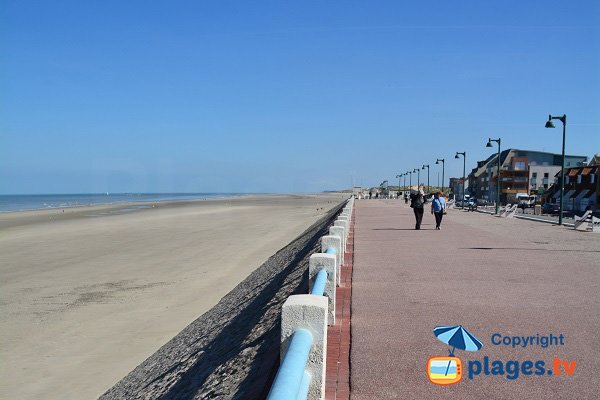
[1,1,599,194]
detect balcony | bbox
[501,177,528,183]
[501,166,529,172]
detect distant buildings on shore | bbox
[448,149,599,212]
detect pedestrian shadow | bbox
[462,247,600,253]
[372,228,430,230]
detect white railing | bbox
[267,197,354,400]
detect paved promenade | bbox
[350,199,600,399]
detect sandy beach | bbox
[0,193,347,399]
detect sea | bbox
[0,193,245,213]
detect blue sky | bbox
[1,1,599,194]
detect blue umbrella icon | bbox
[434,325,483,376]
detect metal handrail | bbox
[268,212,350,400]
[267,329,314,400]
[297,371,311,399]
[310,269,328,296]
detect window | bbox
[532,172,537,178]
[577,175,582,184]
[592,174,596,184]
[514,161,526,170]
[544,173,549,178]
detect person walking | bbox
[431,191,447,230]
[410,190,425,230]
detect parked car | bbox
[467,198,477,211]
[542,202,560,215]
[516,193,537,208]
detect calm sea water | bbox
[0,193,245,212]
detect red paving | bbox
[324,209,354,400]
[350,199,600,400]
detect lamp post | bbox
[422,164,430,194]
[486,138,501,215]
[455,152,466,208]
[396,174,402,198]
[413,168,421,191]
[403,173,407,194]
[407,171,412,192]
[545,114,567,225]
[436,158,445,195]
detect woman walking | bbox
[410,190,425,230]
[431,191,447,230]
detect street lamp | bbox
[396,174,402,198]
[413,168,421,191]
[486,138,501,215]
[455,152,466,208]
[407,170,412,193]
[422,164,430,194]
[436,158,445,195]
[545,114,567,225]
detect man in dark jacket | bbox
[410,191,425,230]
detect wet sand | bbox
[0,193,347,399]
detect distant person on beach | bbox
[431,191,446,230]
[410,190,425,230]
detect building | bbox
[467,149,587,205]
[546,154,600,212]
[449,177,468,200]
[469,155,496,203]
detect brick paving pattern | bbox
[324,208,354,400]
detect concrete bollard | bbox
[333,219,350,249]
[309,253,337,322]
[321,235,342,267]
[341,213,351,224]
[281,295,328,400]
[329,225,345,252]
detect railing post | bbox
[321,235,342,268]
[309,253,337,323]
[341,208,352,221]
[333,220,348,257]
[279,295,328,399]
[329,225,345,253]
